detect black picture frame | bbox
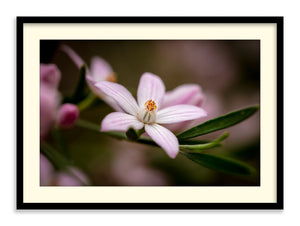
[16,16,283,210]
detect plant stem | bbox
[75,119,225,151]
[77,93,97,112]
[180,132,229,152]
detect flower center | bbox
[137,99,157,124]
[144,99,157,112]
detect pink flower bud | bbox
[57,104,79,128]
[40,64,61,88]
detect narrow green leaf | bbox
[63,64,88,104]
[181,152,255,176]
[180,132,229,152]
[177,106,259,139]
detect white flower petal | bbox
[101,112,144,132]
[156,105,207,124]
[137,72,165,109]
[145,124,179,159]
[95,81,139,115]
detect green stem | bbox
[75,119,127,140]
[180,132,229,152]
[77,93,97,112]
[136,127,145,137]
[75,119,156,145]
[75,119,228,151]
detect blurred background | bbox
[40,40,260,186]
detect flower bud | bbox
[40,64,61,88]
[57,104,79,128]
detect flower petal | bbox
[86,76,123,112]
[162,84,204,108]
[61,45,85,69]
[137,72,165,109]
[101,112,144,132]
[101,95,124,112]
[90,56,114,82]
[145,124,179,159]
[95,81,139,115]
[156,105,207,124]
[188,92,205,107]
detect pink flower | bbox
[96,73,207,158]
[161,84,206,132]
[40,64,79,139]
[61,45,122,111]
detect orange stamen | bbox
[144,100,157,112]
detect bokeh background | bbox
[40,40,260,186]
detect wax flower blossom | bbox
[61,45,122,111]
[96,73,207,158]
[40,64,79,139]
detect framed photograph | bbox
[16,17,283,209]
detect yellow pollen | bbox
[144,100,157,112]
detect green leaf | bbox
[181,152,255,176]
[63,64,88,104]
[177,106,259,139]
[180,132,229,152]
